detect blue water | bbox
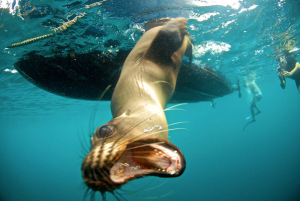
[1,0,300,201]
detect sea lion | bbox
[81,17,192,197]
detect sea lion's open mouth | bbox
[110,138,185,184]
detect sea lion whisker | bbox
[121,180,168,194]
[76,150,86,161]
[109,109,163,150]
[98,85,112,101]
[76,131,91,160]
[76,139,88,160]
[82,184,91,201]
[89,85,112,132]
[108,128,167,151]
[101,192,107,201]
[88,86,112,142]
[138,127,187,139]
[100,127,185,160]
[83,187,94,201]
[80,181,89,191]
[93,168,105,179]
[99,164,114,180]
[123,190,174,200]
[164,103,187,111]
[83,133,93,152]
[109,122,166,151]
[106,121,186,155]
[89,103,100,137]
[99,167,111,179]
[151,80,175,91]
[89,190,96,201]
[165,108,186,111]
[124,128,187,148]
[168,121,188,127]
[114,191,129,201]
[91,169,99,181]
[120,183,173,199]
[112,192,121,201]
[124,142,165,151]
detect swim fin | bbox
[242,119,255,131]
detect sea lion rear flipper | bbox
[145,18,191,65]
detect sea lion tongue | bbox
[110,139,185,184]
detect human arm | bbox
[281,62,300,78]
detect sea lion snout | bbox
[81,116,186,193]
[81,140,125,192]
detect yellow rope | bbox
[85,0,108,9]
[53,12,86,32]
[7,0,108,48]
[7,33,55,48]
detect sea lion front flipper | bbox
[145,17,191,65]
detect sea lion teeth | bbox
[170,170,176,175]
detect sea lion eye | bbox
[96,125,114,138]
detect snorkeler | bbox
[277,51,300,93]
[244,75,262,122]
[242,75,262,131]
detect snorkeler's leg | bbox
[254,104,261,114]
[250,99,256,121]
[295,79,300,93]
[237,79,241,98]
[254,94,262,114]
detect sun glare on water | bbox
[0,0,21,15]
[192,0,242,9]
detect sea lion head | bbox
[81,108,185,194]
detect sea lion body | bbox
[81,18,192,195]
[112,20,192,117]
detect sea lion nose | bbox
[82,163,119,193]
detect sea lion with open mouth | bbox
[81,17,192,197]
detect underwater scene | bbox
[1,0,300,200]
